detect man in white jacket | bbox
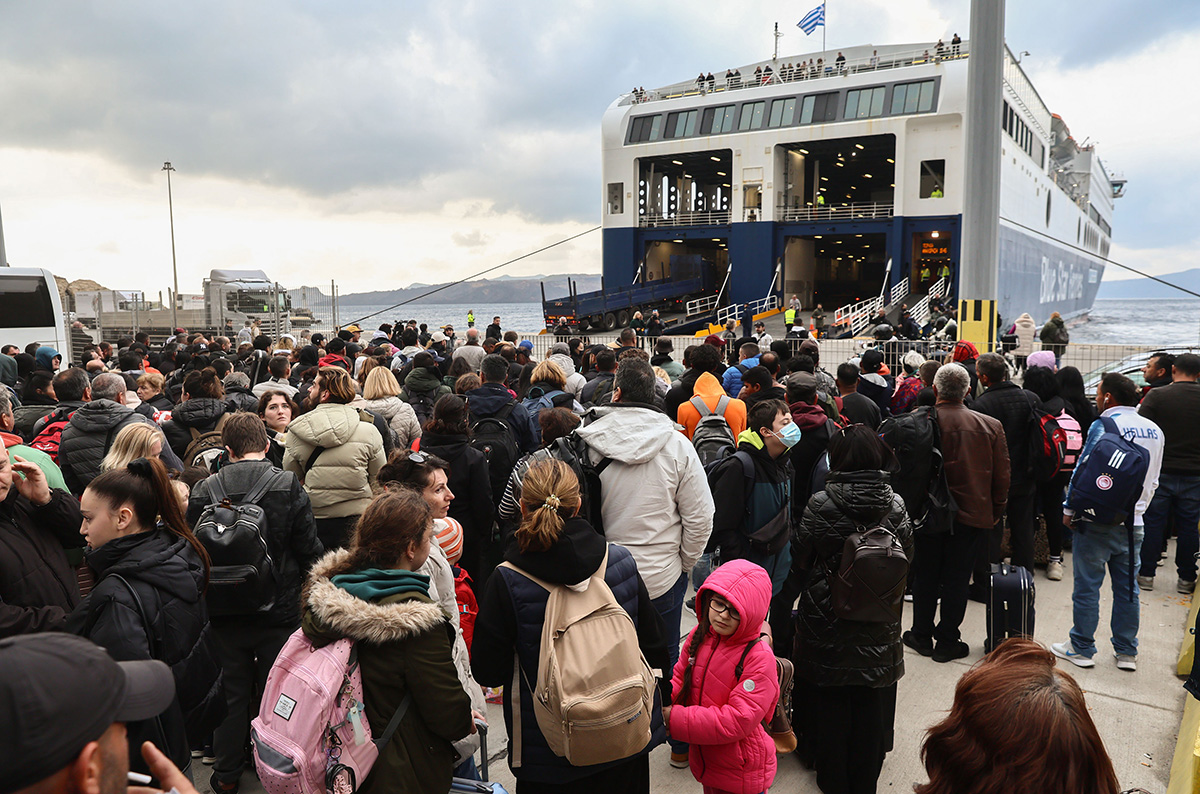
[575,358,713,767]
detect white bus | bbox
[0,267,69,365]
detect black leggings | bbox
[1037,475,1071,558]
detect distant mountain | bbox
[335,273,602,306]
[1096,268,1200,300]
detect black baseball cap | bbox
[0,634,175,792]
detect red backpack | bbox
[29,408,74,463]
[453,566,478,653]
[1029,407,1068,481]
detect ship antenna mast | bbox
[773,22,781,61]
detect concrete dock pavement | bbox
[194,540,1188,794]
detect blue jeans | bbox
[652,572,689,754]
[1069,522,1143,658]
[1139,472,1200,582]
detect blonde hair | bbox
[653,366,671,385]
[516,459,581,553]
[101,423,167,472]
[363,366,402,400]
[274,337,295,353]
[136,372,165,393]
[530,359,566,390]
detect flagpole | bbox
[822,0,826,53]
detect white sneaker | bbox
[1114,653,1137,672]
[1051,640,1095,668]
[1046,560,1064,581]
[1137,575,1154,591]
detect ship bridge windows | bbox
[629,114,663,143]
[891,80,936,115]
[666,110,699,139]
[768,97,797,127]
[777,134,896,215]
[799,92,839,124]
[700,105,736,135]
[845,86,886,119]
[637,149,733,225]
[738,101,766,131]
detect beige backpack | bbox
[500,547,656,766]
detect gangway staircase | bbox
[832,277,948,336]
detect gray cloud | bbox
[451,229,489,248]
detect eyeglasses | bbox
[708,597,741,620]
[409,451,429,464]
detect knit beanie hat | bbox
[434,517,464,565]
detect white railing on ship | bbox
[776,202,893,223]
[716,294,780,326]
[638,210,732,228]
[911,278,947,325]
[928,277,947,300]
[621,42,969,106]
[686,294,719,317]
[833,295,883,336]
[890,276,909,307]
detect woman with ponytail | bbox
[66,456,224,778]
[471,459,670,793]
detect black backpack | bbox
[193,467,284,616]
[549,432,612,535]
[405,387,441,426]
[705,451,790,556]
[879,406,937,521]
[829,525,909,623]
[469,402,522,505]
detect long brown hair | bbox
[673,591,714,707]
[916,638,1119,794]
[86,457,211,583]
[309,489,432,593]
[515,459,580,553]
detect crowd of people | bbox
[0,311,1179,794]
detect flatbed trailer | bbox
[542,257,718,332]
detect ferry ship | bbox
[585,40,1122,333]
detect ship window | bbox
[738,101,766,131]
[918,81,934,112]
[920,159,946,199]
[701,105,736,135]
[799,92,838,124]
[629,115,664,143]
[768,97,796,127]
[666,109,699,139]
[608,183,624,215]
[846,86,886,119]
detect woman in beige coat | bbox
[284,366,386,550]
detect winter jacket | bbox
[0,487,82,638]
[465,383,537,454]
[417,542,486,763]
[676,372,748,440]
[497,448,554,526]
[651,354,685,383]
[664,367,704,421]
[1039,316,1070,353]
[708,432,792,594]
[252,377,299,400]
[788,401,835,515]
[742,385,787,411]
[669,560,779,794]
[317,352,351,371]
[839,391,882,429]
[972,380,1042,492]
[30,400,86,438]
[186,459,324,628]
[58,400,156,495]
[350,395,422,449]
[415,430,494,585]
[143,392,175,413]
[67,529,224,774]
[1013,313,1037,357]
[520,385,583,447]
[547,353,587,400]
[399,366,452,405]
[283,403,386,519]
[791,470,913,688]
[303,551,474,794]
[890,375,923,415]
[856,373,893,420]
[224,386,259,413]
[451,343,487,373]
[575,404,714,599]
[162,397,231,462]
[580,371,616,406]
[935,401,1011,529]
[12,396,57,442]
[472,519,669,784]
[721,356,760,398]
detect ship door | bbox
[912,231,953,292]
[783,237,816,309]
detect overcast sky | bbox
[0,0,1195,297]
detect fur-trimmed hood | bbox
[304,549,448,645]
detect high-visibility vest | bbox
[785,308,796,325]
[919,267,931,280]
[938,264,951,279]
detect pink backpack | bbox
[251,631,410,794]
[1056,410,1084,472]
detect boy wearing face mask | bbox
[707,399,798,604]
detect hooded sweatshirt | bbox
[547,353,587,400]
[669,560,779,794]
[676,371,748,440]
[574,404,713,599]
[34,347,60,373]
[1013,312,1037,357]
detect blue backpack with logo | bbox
[1068,416,1150,526]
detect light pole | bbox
[162,162,179,332]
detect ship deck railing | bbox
[776,202,894,223]
[621,42,970,107]
[638,210,732,228]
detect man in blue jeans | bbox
[1136,352,1200,593]
[1053,373,1163,672]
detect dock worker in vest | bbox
[467,310,475,328]
[919,264,932,284]
[937,262,952,282]
[931,185,944,198]
[784,305,798,330]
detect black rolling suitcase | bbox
[986,562,1035,653]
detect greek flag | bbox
[797,3,825,34]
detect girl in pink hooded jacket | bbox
[666,559,779,794]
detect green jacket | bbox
[302,550,473,794]
[400,366,452,403]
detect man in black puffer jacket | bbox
[163,369,232,463]
[58,373,157,496]
[186,413,323,789]
[971,352,1042,577]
